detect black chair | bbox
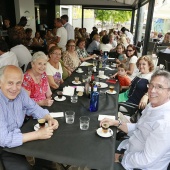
[164,60,170,71]
[147,42,157,54]
[157,52,170,66]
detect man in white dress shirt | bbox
[61,15,74,41]
[101,70,170,170]
[0,39,18,68]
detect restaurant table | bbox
[4,63,119,170]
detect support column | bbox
[134,7,140,45]
[136,5,145,43]
[130,9,135,34]
[81,6,84,28]
[47,0,56,29]
[142,0,155,55]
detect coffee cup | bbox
[38,119,46,128]
[75,77,79,83]
[101,122,109,133]
[109,85,114,93]
[78,68,82,72]
[57,91,63,99]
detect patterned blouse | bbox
[62,51,80,71]
[22,72,48,102]
[76,47,89,58]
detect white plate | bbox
[111,64,117,68]
[34,123,48,131]
[95,82,108,88]
[96,127,113,138]
[72,81,81,85]
[54,96,66,101]
[76,70,84,73]
[106,90,117,94]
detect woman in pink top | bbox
[22,51,53,106]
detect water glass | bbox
[71,94,78,103]
[93,60,98,67]
[88,67,92,75]
[65,111,75,124]
[82,75,88,83]
[79,116,90,130]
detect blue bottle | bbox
[89,85,99,112]
[102,51,108,68]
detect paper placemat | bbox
[98,115,115,121]
[63,86,75,96]
[50,112,64,118]
[76,86,84,92]
[80,62,93,66]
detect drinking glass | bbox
[65,111,75,124]
[71,94,78,103]
[79,116,90,130]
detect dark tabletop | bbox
[5,62,119,170]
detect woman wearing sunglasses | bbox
[125,44,139,80]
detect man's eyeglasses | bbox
[147,83,170,91]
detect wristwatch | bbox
[117,119,122,128]
[119,154,123,163]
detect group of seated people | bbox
[1,21,170,170]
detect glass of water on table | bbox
[65,111,75,124]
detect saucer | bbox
[34,123,48,131]
[96,127,113,138]
[76,70,84,73]
[72,81,81,85]
[106,90,117,94]
[54,96,66,101]
[95,82,108,88]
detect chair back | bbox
[157,52,170,66]
[147,42,157,54]
[164,60,170,71]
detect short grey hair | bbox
[32,51,48,63]
[151,70,170,88]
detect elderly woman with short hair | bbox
[22,51,53,106]
[46,46,64,89]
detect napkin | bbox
[50,112,64,118]
[98,115,115,121]
[97,75,109,79]
[105,67,114,70]
[76,86,84,92]
[106,79,117,84]
[80,62,93,66]
[63,86,75,96]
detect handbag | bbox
[130,109,142,123]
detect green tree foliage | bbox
[95,10,132,24]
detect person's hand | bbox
[37,126,54,139]
[139,94,148,109]
[115,153,123,162]
[91,54,96,59]
[43,99,54,107]
[111,74,116,79]
[100,118,117,127]
[48,118,59,130]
